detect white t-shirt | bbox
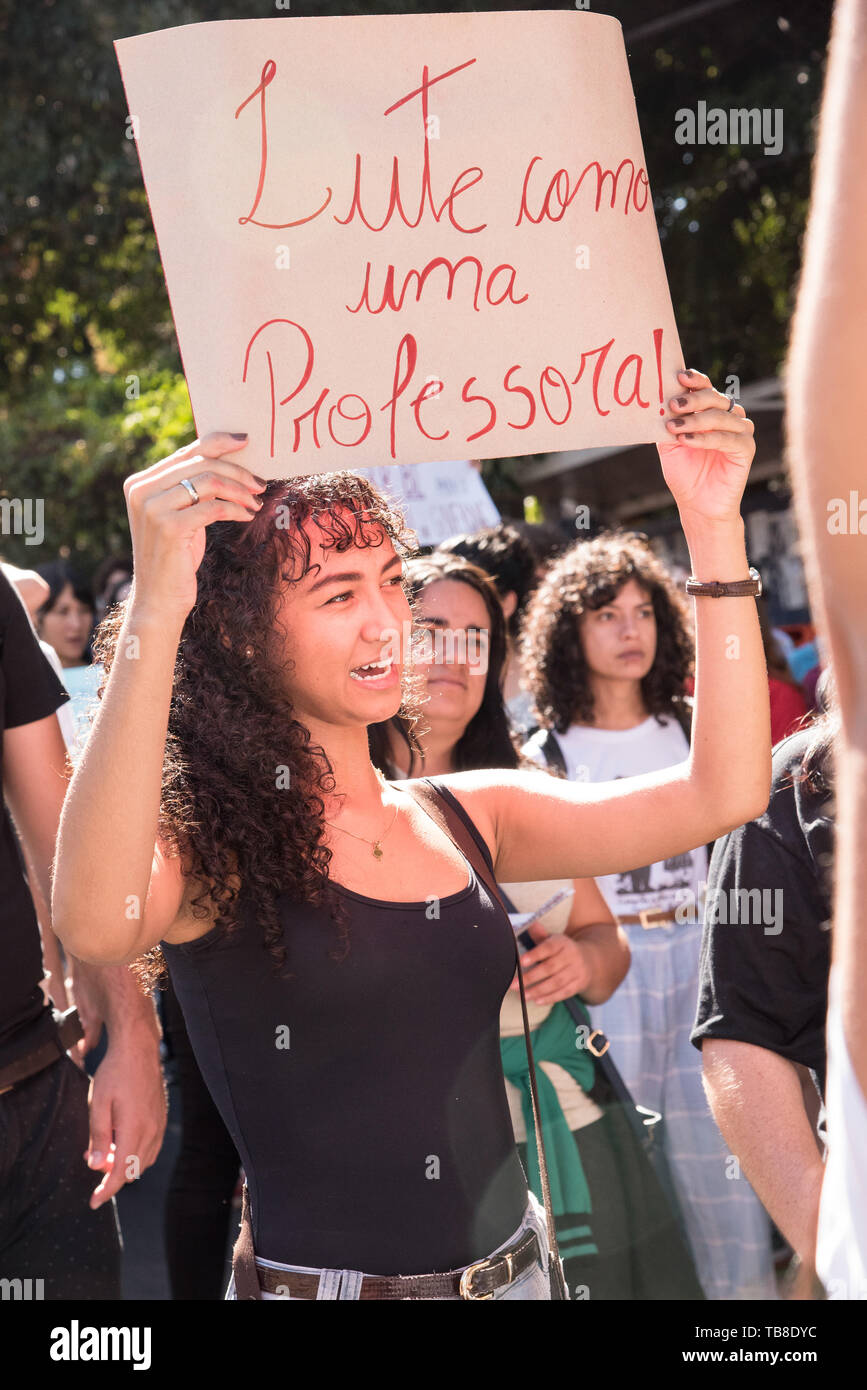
[524,714,707,921]
[498,877,603,1140]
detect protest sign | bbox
[115,11,683,476]
[355,459,500,547]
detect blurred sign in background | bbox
[355,458,500,547]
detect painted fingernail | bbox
[230,432,248,440]
[252,475,268,485]
[683,433,694,440]
[673,395,688,408]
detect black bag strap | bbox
[670,697,693,746]
[524,727,568,777]
[495,886,653,1135]
[403,778,568,1297]
[232,777,571,1301]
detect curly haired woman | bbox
[520,530,778,1300]
[51,367,771,1300]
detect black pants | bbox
[162,980,240,1300]
[0,1054,121,1299]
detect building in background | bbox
[509,377,812,636]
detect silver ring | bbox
[726,396,737,412]
[179,477,200,505]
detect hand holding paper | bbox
[658,368,756,527]
[123,433,263,627]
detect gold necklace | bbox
[324,773,400,860]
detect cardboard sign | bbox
[355,459,500,547]
[115,12,683,477]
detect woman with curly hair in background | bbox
[521,532,777,1300]
[50,367,770,1300]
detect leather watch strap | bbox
[685,566,762,598]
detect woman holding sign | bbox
[51,369,771,1301]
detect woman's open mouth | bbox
[349,660,396,685]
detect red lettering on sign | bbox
[380,333,419,458]
[516,157,644,224]
[235,62,333,229]
[503,364,536,430]
[335,60,486,233]
[411,377,449,443]
[571,338,615,417]
[462,377,497,441]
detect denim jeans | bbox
[226,1189,554,1300]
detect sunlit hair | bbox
[797,666,838,798]
[519,530,694,733]
[93,471,420,988]
[368,551,530,776]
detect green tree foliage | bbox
[0,0,832,569]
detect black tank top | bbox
[162,778,528,1274]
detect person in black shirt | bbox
[691,694,836,1287]
[0,568,166,1298]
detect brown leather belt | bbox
[0,1008,84,1096]
[617,907,681,929]
[253,1227,542,1300]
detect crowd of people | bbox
[0,476,835,1301]
[2,0,866,1307]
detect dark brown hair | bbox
[798,667,838,798]
[368,551,528,775]
[93,471,420,988]
[519,530,694,733]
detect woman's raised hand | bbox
[123,432,265,625]
[657,368,756,527]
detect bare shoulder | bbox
[392,767,545,872]
[152,840,225,947]
[159,879,219,946]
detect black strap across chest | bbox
[402,777,565,1286]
